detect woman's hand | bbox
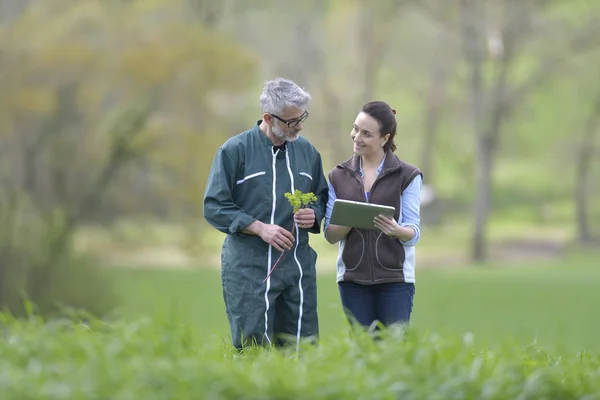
[374,215,415,242]
[373,215,400,236]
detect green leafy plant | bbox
[284,190,318,214]
[264,190,317,282]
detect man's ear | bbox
[263,113,273,125]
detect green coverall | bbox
[203,121,328,350]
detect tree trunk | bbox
[575,78,600,243]
[321,82,344,165]
[357,0,403,103]
[420,30,451,182]
[358,1,381,102]
[463,0,524,263]
[472,136,493,261]
[460,0,489,262]
[473,27,515,261]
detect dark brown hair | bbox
[361,101,397,152]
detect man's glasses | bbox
[270,111,309,128]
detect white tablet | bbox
[329,199,396,230]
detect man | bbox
[203,78,328,351]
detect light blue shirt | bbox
[324,156,422,246]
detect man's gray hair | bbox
[260,78,311,115]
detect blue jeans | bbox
[338,281,415,328]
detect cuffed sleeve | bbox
[323,182,336,236]
[307,152,329,234]
[399,174,422,246]
[203,148,256,235]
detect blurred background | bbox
[1,0,599,352]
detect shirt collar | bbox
[254,120,285,150]
[358,154,386,177]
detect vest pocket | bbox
[341,229,366,271]
[374,232,405,270]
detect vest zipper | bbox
[352,171,374,284]
[352,167,400,284]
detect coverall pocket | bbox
[221,244,257,315]
[222,267,256,316]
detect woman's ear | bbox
[381,133,391,147]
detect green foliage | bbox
[0,192,119,319]
[0,0,261,315]
[0,314,599,398]
[284,190,318,213]
[0,200,117,317]
[30,254,120,319]
[0,89,151,319]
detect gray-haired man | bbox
[203,78,328,351]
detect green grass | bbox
[111,251,600,355]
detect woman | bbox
[324,100,423,331]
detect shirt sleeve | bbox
[307,152,330,234]
[202,148,256,235]
[323,182,336,239]
[398,174,422,246]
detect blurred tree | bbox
[0,0,30,22]
[0,0,257,316]
[575,73,600,243]
[419,23,455,185]
[459,0,600,262]
[357,0,408,103]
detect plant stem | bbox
[263,222,297,283]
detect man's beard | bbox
[273,124,300,142]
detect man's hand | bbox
[294,208,316,229]
[258,223,295,253]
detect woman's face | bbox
[351,112,389,157]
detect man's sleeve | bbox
[203,148,256,235]
[308,151,329,234]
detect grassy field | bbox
[111,250,600,355]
